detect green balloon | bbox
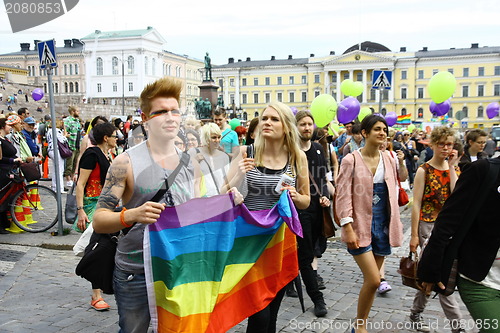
[229,118,241,130]
[351,82,364,97]
[428,71,456,104]
[358,107,371,121]
[310,94,338,127]
[340,79,354,96]
[407,124,416,132]
[328,122,340,136]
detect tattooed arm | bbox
[93,153,166,233]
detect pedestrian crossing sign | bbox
[38,40,58,69]
[372,70,392,90]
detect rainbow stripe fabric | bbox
[396,114,412,125]
[144,191,302,333]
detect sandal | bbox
[91,297,110,311]
[377,280,392,294]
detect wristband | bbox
[120,207,132,228]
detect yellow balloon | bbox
[407,124,416,132]
[428,71,456,104]
[358,107,372,121]
[351,82,364,97]
[328,122,340,136]
[340,79,354,96]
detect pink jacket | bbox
[335,150,403,247]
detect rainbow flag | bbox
[144,191,302,333]
[396,114,412,125]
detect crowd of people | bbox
[0,76,498,333]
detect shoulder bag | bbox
[20,162,41,182]
[75,152,191,294]
[308,171,336,238]
[65,182,77,224]
[398,251,424,291]
[58,139,73,159]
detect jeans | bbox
[114,268,150,333]
[458,276,500,333]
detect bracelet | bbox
[120,207,132,228]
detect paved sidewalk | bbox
[0,205,475,333]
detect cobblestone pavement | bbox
[0,205,475,333]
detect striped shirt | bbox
[64,116,81,150]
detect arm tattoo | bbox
[96,156,129,210]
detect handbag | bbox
[20,162,41,182]
[398,182,409,206]
[65,183,77,224]
[58,139,72,159]
[73,222,94,257]
[398,251,424,291]
[75,152,191,294]
[308,171,336,238]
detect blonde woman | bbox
[226,101,310,333]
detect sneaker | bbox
[285,285,298,298]
[317,273,326,290]
[377,280,392,294]
[313,300,327,317]
[409,312,431,332]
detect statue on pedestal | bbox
[202,98,212,118]
[204,52,212,81]
[194,98,204,119]
[217,95,224,107]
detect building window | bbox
[75,64,78,75]
[253,93,259,104]
[289,92,295,103]
[64,64,68,75]
[289,76,294,85]
[418,70,424,79]
[230,94,235,105]
[97,83,101,93]
[113,83,118,92]
[417,87,424,99]
[277,92,283,102]
[462,86,469,97]
[478,85,484,97]
[478,67,484,76]
[265,77,270,85]
[401,87,407,99]
[152,58,156,75]
[401,70,407,80]
[112,57,119,75]
[449,107,453,118]
[128,56,134,74]
[302,75,307,84]
[314,74,320,83]
[370,89,376,101]
[495,66,500,76]
[63,82,67,93]
[432,69,438,76]
[314,90,320,98]
[128,82,133,92]
[176,66,181,77]
[265,93,270,104]
[69,82,74,93]
[96,58,103,76]
[242,78,247,86]
[356,73,362,81]
[301,91,307,102]
[69,64,73,75]
[230,78,234,87]
[54,83,58,93]
[277,77,282,85]
[448,68,454,74]
[254,78,258,86]
[242,94,247,104]
[417,107,424,118]
[401,108,407,116]
[477,106,484,118]
[144,57,148,75]
[75,82,78,93]
[462,106,468,118]
[494,84,500,96]
[218,79,223,87]
[463,68,469,77]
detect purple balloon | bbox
[31,88,44,101]
[337,97,360,124]
[486,102,500,119]
[385,112,397,127]
[429,99,451,117]
[290,106,298,115]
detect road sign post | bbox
[38,40,64,236]
[372,70,393,114]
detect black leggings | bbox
[246,287,286,333]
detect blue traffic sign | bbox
[372,70,392,90]
[38,40,58,69]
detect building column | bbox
[362,69,368,103]
[324,71,330,94]
[336,70,341,101]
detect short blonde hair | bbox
[200,122,221,146]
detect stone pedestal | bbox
[198,80,219,119]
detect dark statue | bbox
[194,97,213,119]
[204,52,212,81]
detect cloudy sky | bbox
[0,0,499,65]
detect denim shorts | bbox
[348,183,391,257]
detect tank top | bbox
[115,141,195,274]
[243,145,296,211]
[419,162,457,223]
